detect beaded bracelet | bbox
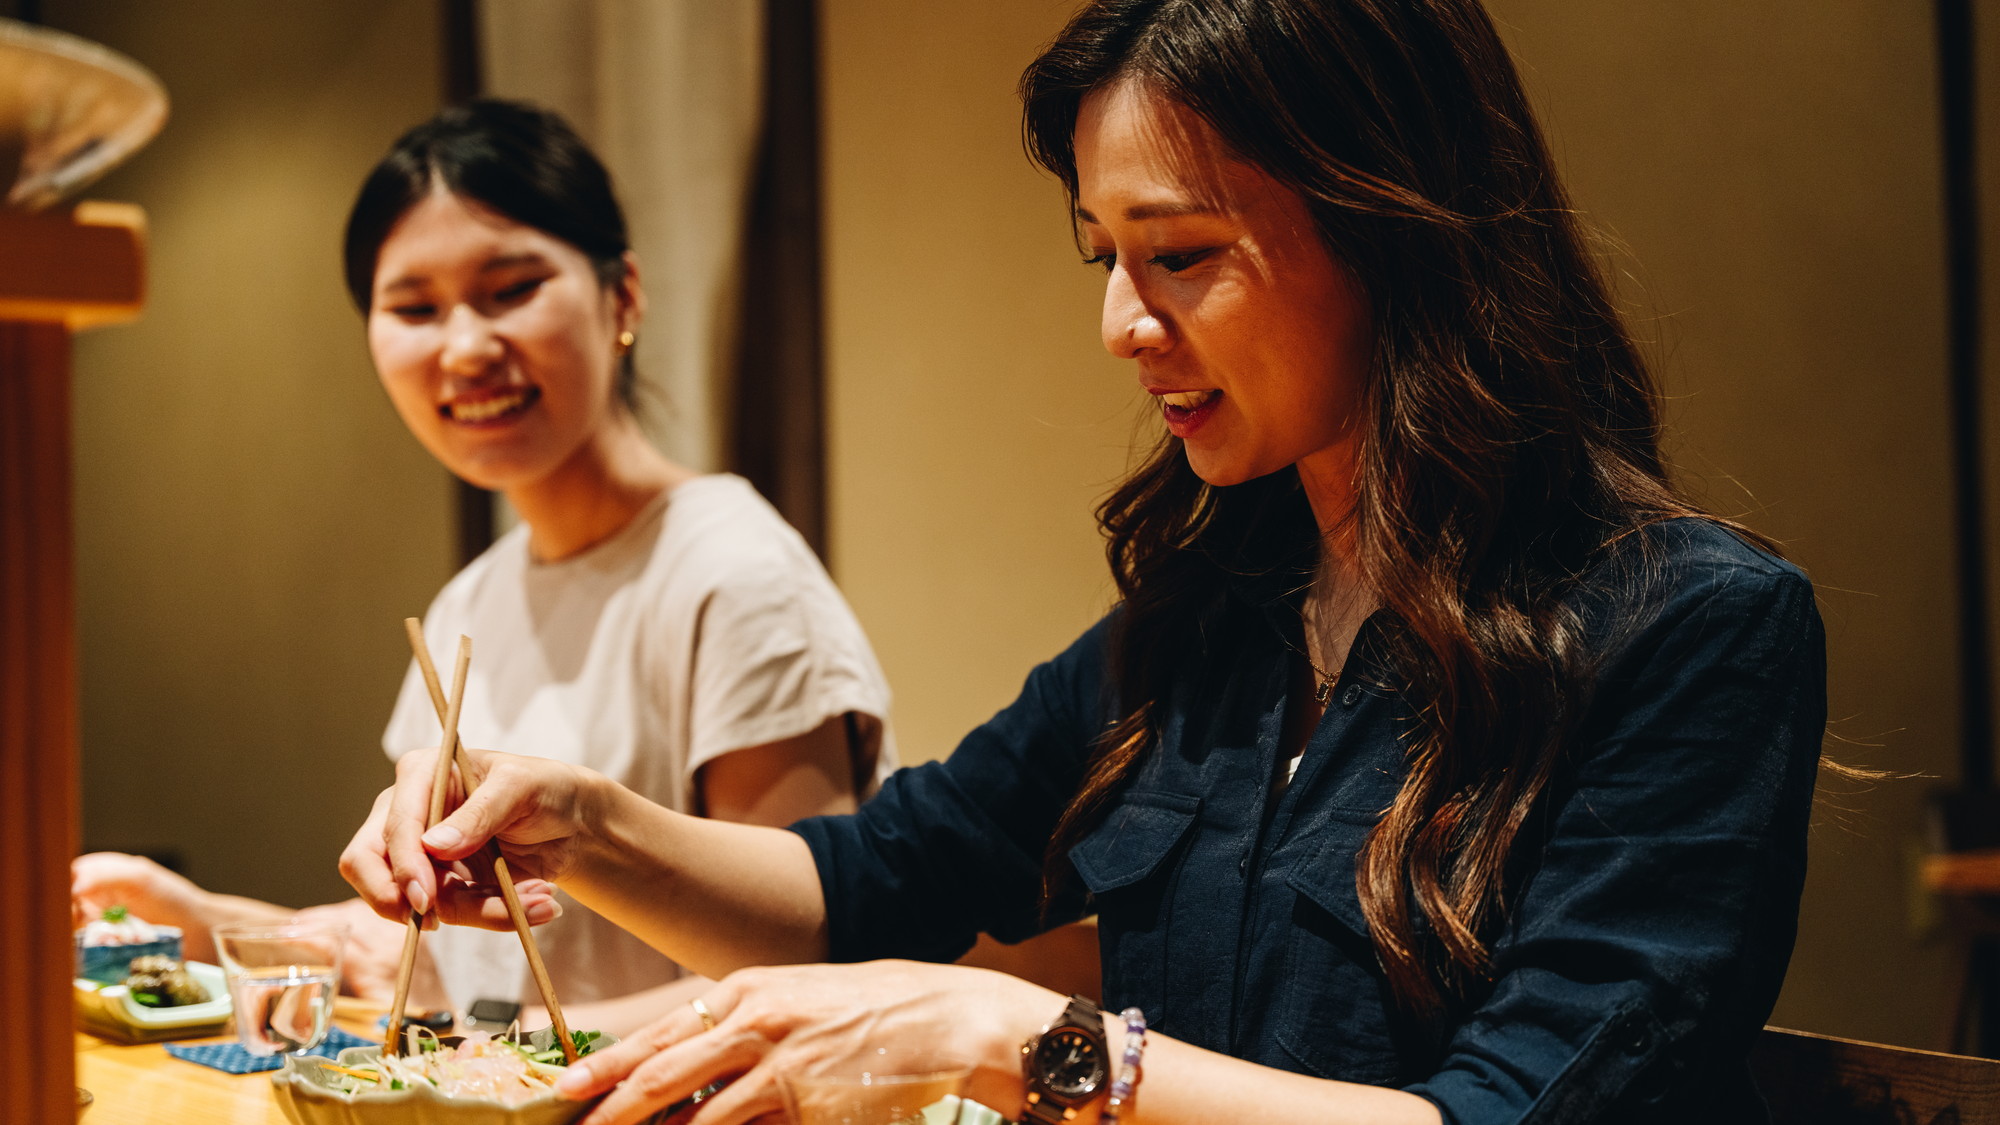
[1100,1006,1147,1124]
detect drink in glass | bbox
[778,1050,971,1125]
[211,922,345,1056]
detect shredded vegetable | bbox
[324,1029,604,1105]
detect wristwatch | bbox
[1019,994,1111,1123]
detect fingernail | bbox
[423,825,463,851]
[405,880,430,916]
[526,899,563,925]
[555,1064,591,1096]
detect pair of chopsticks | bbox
[381,619,577,1062]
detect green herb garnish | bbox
[102,905,128,923]
[130,990,161,1008]
[516,1028,604,1066]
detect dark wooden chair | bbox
[1753,1026,2000,1124]
[1925,789,2000,1055]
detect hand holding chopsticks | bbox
[382,633,470,1056]
[389,618,579,1063]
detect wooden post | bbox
[0,202,144,1125]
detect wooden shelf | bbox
[1,200,147,1125]
[1924,850,2000,896]
[0,202,146,329]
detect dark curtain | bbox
[730,0,828,557]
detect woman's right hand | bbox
[339,745,584,930]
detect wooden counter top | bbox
[75,1032,292,1125]
[75,1002,385,1125]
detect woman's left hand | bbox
[556,960,1052,1125]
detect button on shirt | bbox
[793,520,1825,1124]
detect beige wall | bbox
[822,0,1140,764]
[823,0,1968,1048]
[54,0,453,907]
[1486,0,1961,1050]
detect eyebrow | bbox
[1075,201,1221,224]
[377,252,553,295]
[478,252,551,274]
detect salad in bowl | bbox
[273,1027,612,1125]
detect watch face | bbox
[1033,1027,1107,1099]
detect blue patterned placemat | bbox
[165,1027,374,1074]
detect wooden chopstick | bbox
[383,634,471,1057]
[402,618,580,1064]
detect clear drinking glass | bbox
[778,1049,972,1125]
[211,922,346,1056]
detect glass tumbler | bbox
[778,1049,971,1125]
[211,921,346,1056]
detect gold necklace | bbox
[1300,581,1370,706]
[1299,646,1338,705]
[1292,617,1341,705]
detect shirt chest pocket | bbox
[1274,823,1412,1085]
[1067,791,1200,1019]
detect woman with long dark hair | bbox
[343,4,1823,1122]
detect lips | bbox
[441,386,540,425]
[1154,388,1221,436]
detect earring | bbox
[617,330,636,352]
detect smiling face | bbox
[1075,80,1374,494]
[365,186,638,493]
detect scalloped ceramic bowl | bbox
[0,18,167,210]
[270,1030,611,1125]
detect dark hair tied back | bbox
[342,99,637,405]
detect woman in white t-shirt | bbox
[71,99,894,1035]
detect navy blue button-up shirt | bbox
[794,519,1825,1123]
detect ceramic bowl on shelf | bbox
[0,18,167,210]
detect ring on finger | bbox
[690,996,717,1033]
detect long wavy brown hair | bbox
[1023,0,1719,1021]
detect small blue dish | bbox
[75,928,182,984]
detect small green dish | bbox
[73,960,229,1044]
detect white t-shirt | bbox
[382,474,895,1010]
